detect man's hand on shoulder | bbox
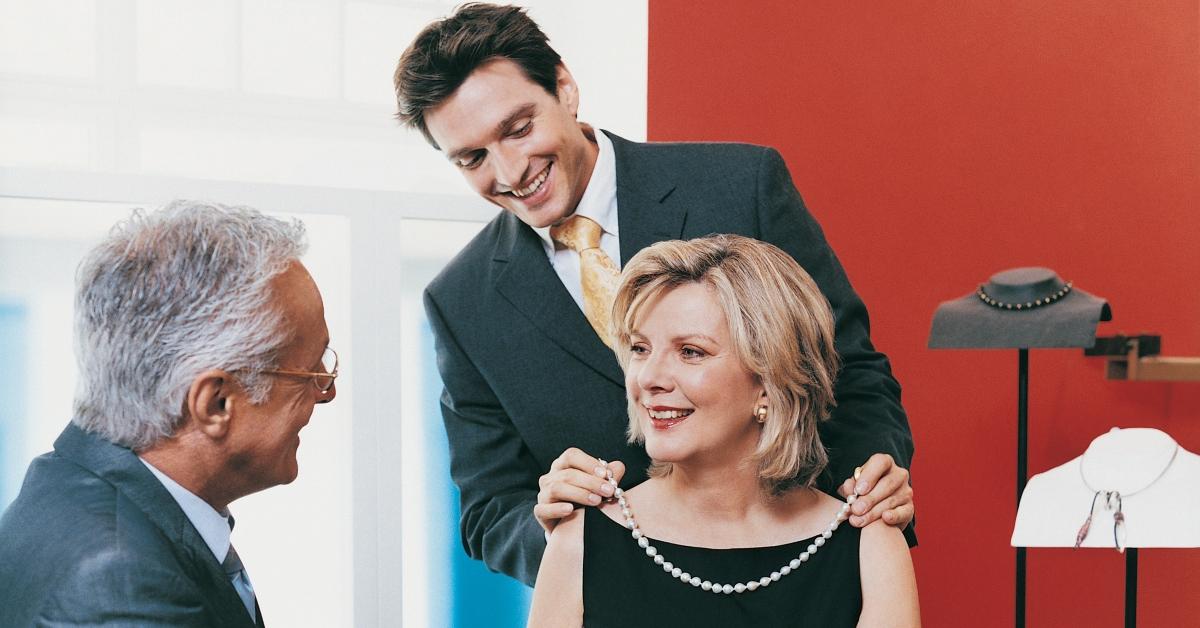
[535,448,624,536]
[838,452,914,529]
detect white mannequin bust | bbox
[1012,427,1200,548]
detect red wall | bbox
[648,2,1200,625]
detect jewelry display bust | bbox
[1011,428,1200,549]
[928,266,1111,349]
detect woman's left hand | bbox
[837,453,914,529]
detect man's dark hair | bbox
[394,3,562,149]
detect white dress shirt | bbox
[532,129,621,312]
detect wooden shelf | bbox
[1100,338,1200,382]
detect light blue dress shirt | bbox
[140,459,257,622]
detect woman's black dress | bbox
[582,506,862,627]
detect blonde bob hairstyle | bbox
[611,234,840,492]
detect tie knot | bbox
[550,215,603,253]
[223,544,244,577]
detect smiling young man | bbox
[395,3,915,587]
[422,58,596,229]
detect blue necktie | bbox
[223,516,258,622]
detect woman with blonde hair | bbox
[529,234,919,627]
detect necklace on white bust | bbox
[597,461,858,595]
[1074,442,1179,552]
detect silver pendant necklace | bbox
[600,463,858,595]
[1073,443,1178,552]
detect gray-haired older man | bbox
[0,201,337,627]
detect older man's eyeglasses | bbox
[260,346,339,393]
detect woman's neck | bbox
[661,461,768,523]
[616,465,827,549]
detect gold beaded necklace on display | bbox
[977,281,1073,311]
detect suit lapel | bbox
[175,526,256,627]
[490,132,688,386]
[605,131,687,266]
[493,214,624,385]
[53,424,255,627]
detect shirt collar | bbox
[140,458,232,564]
[532,128,619,252]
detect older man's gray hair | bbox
[72,200,308,450]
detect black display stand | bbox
[1015,350,1028,628]
[1014,394,1143,628]
[1014,354,1141,628]
[1126,549,1137,628]
[928,267,1112,628]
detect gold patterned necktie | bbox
[550,215,621,348]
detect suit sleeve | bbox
[424,287,547,586]
[752,147,916,544]
[37,554,213,627]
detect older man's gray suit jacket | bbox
[424,131,914,586]
[0,423,261,627]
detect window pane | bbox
[0,302,28,509]
[136,0,237,89]
[343,3,441,107]
[138,123,442,191]
[0,114,93,169]
[242,0,339,99]
[399,217,534,628]
[0,0,97,80]
[0,199,136,507]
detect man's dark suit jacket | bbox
[0,423,261,627]
[424,131,913,587]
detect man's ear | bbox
[186,370,235,439]
[555,63,580,117]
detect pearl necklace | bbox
[601,465,857,595]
